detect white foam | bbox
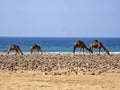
[0,52,120,55]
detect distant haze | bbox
[0,0,120,37]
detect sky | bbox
[0,0,120,37]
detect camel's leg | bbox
[38,49,40,54]
[73,51,75,56]
[83,48,85,56]
[73,47,76,56]
[40,49,43,55]
[16,50,19,54]
[98,48,101,55]
[80,48,82,52]
[7,49,11,54]
[79,48,82,54]
[38,49,42,55]
[31,49,33,54]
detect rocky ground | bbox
[0,52,120,75]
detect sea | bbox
[0,37,120,52]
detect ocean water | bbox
[0,37,120,52]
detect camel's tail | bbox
[102,44,110,55]
[85,46,93,53]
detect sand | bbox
[0,52,120,90]
[0,72,120,90]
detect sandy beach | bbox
[0,72,120,90]
[0,52,120,90]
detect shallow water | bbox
[0,37,120,52]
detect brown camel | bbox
[31,44,42,54]
[73,40,93,55]
[89,40,110,55]
[7,44,23,55]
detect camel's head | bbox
[89,48,93,53]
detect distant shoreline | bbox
[0,36,120,38]
[0,52,120,55]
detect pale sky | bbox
[0,0,120,37]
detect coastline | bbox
[0,51,120,54]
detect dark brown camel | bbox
[7,44,23,55]
[89,40,110,55]
[31,44,42,54]
[73,40,93,55]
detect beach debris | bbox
[0,53,119,75]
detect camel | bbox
[7,44,23,55]
[73,40,93,55]
[89,40,110,55]
[31,44,42,54]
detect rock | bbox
[53,72,61,75]
[0,53,119,75]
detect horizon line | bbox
[0,36,120,38]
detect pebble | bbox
[0,53,119,75]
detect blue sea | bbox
[0,37,120,52]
